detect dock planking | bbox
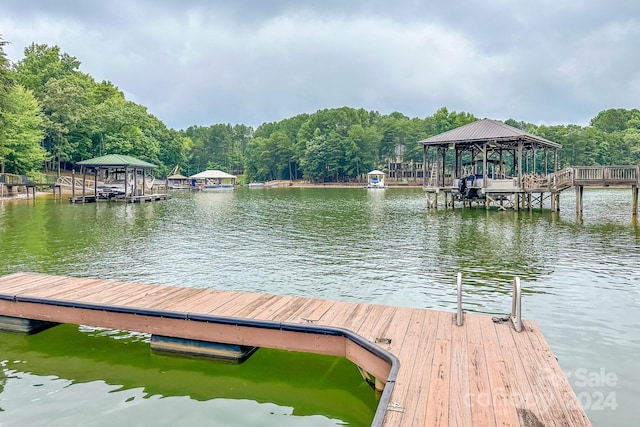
[0,272,591,427]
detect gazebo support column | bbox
[94,169,98,199]
[82,168,87,203]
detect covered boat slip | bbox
[189,169,237,191]
[0,273,591,426]
[366,170,388,189]
[421,119,562,209]
[69,154,170,203]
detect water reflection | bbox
[0,188,639,426]
[0,324,376,426]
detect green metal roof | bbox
[77,154,157,168]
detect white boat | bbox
[365,170,387,189]
[169,183,191,190]
[202,184,234,191]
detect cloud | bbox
[1,0,639,129]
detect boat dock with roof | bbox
[0,272,592,426]
[63,154,171,203]
[421,119,639,216]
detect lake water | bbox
[1,187,639,426]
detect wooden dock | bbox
[68,193,171,203]
[0,273,591,427]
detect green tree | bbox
[591,109,632,134]
[0,35,14,115]
[184,124,234,173]
[0,85,46,173]
[623,129,640,163]
[13,44,81,98]
[344,124,380,177]
[300,131,329,182]
[40,74,94,173]
[92,97,161,165]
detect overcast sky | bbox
[2,1,639,130]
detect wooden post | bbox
[520,192,524,210]
[125,167,129,201]
[82,169,87,203]
[72,170,75,201]
[514,194,519,211]
[632,185,638,216]
[422,145,427,187]
[94,169,98,199]
[441,148,446,188]
[576,185,583,215]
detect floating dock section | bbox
[0,273,591,427]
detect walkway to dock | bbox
[0,273,591,426]
[425,165,639,215]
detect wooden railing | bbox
[28,174,59,185]
[574,165,638,184]
[56,175,96,190]
[545,166,639,191]
[0,173,59,186]
[0,173,28,185]
[514,166,638,192]
[551,168,574,190]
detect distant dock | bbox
[0,273,591,426]
[68,193,171,203]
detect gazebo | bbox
[420,119,561,210]
[74,154,158,202]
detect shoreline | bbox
[287,181,423,189]
[3,180,634,202]
[0,182,425,202]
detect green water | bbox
[1,187,639,426]
[0,325,375,426]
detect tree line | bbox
[1,38,639,182]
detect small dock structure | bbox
[0,173,63,200]
[67,154,170,203]
[0,273,591,426]
[420,119,639,215]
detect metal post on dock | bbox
[456,272,463,326]
[510,277,522,332]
